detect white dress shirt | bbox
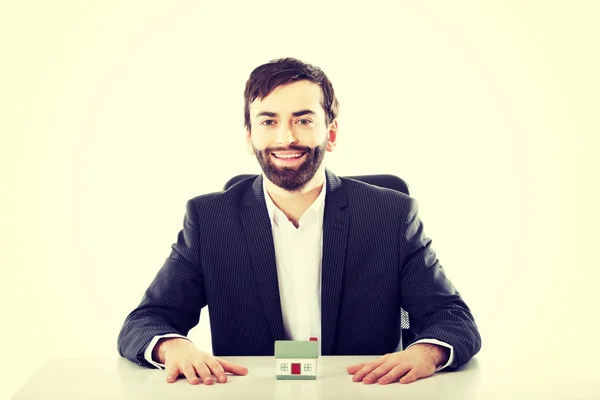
[264,176,326,355]
[145,175,454,370]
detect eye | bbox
[261,120,276,126]
[297,119,313,125]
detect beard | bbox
[253,137,328,191]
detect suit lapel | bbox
[240,175,286,342]
[321,169,350,354]
[239,170,350,352]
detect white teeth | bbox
[274,153,303,159]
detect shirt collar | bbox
[262,173,327,228]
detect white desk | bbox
[12,355,600,399]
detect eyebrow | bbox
[255,109,317,119]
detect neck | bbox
[264,166,326,225]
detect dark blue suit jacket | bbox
[118,170,481,368]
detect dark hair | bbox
[243,57,340,131]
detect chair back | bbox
[224,174,409,195]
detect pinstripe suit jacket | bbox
[117,170,481,369]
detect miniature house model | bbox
[274,339,319,380]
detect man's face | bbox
[246,80,337,191]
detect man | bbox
[117,57,481,386]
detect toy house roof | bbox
[274,340,318,359]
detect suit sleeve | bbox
[398,197,481,369]
[117,199,207,368]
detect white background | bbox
[2,1,599,398]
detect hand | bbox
[346,343,449,385]
[153,338,248,385]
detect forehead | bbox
[250,80,324,117]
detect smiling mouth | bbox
[271,152,306,159]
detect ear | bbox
[326,120,338,152]
[245,129,255,155]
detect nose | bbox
[275,123,297,146]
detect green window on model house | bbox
[280,363,288,371]
[304,364,312,372]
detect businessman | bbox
[118,57,481,386]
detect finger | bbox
[349,354,393,376]
[362,362,395,385]
[216,358,249,376]
[165,363,180,383]
[378,364,412,385]
[399,367,422,384]
[346,362,367,374]
[181,364,201,385]
[204,357,228,383]
[191,362,214,385]
[352,359,386,382]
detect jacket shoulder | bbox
[187,176,255,211]
[339,177,417,222]
[339,176,412,202]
